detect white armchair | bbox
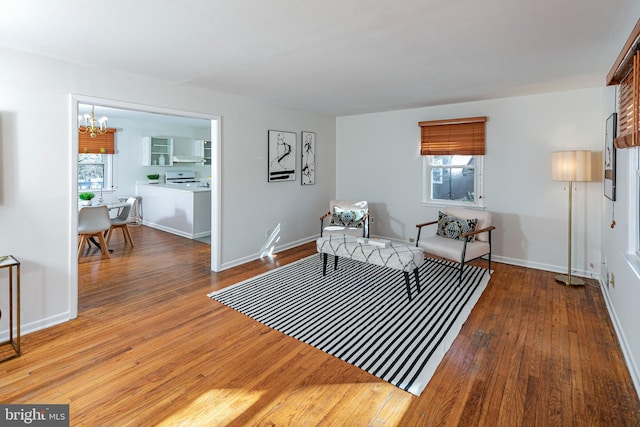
[320,200,369,238]
[415,207,495,285]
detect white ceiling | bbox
[2,0,639,117]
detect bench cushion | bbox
[417,235,490,262]
[317,235,423,273]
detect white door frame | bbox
[70,94,222,319]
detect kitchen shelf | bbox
[196,140,212,166]
[142,136,174,166]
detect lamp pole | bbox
[555,180,586,286]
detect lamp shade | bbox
[552,150,592,182]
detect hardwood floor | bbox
[1,225,639,426]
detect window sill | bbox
[421,201,486,210]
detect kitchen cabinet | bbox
[195,140,212,165]
[142,136,174,166]
[136,184,211,239]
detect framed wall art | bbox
[268,130,296,182]
[301,131,316,185]
[604,113,617,201]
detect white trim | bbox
[599,277,640,398]
[0,312,71,342]
[422,156,485,208]
[70,94,223,321]
[629,147,639,253]
[140,220,211,240]
[220,236,317,270]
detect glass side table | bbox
[0,255,20,361]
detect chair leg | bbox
[105,227,114,246]
[123,224,134,246]
[95,232,110,257]
[78,235,87,258]
[403,271,412,301]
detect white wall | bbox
[108,117,212,197]
[0,48,336,336]
[336,87,604,277]
[600,86,640,393]
[337,86,640,395]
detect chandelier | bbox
[78,105,108,138]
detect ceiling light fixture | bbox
[78,105,108,138]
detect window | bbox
[423,155,483,205]
[78,153,113,191]
[78,127,116,192]
[419,116,487,207]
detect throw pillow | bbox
[330,207,366,228]
[436,211,478,241]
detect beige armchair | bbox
[320,200,369,238]
[415,207,495,285]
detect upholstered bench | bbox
[316,234,424,300]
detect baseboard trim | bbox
[598,278,640,399]
[220,236,317,271]
[0,312,71,342]
[492,255,595,279]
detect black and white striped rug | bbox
[209,254,490,395]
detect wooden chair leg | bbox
[96,232,110,257]
[105,227,114,246]
[78,235,87,258]
[123,225,134,247]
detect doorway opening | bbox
[71,95,222,319]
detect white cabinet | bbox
[142,136,174,166]
[195,140,212,165]
[136,184,211,239]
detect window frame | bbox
[78,153,115,193]
[422,155,485,208]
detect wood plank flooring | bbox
[0,225,639,426]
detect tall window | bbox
[419,116,487,207]
[606,18,640,259]
[78,128,116,192]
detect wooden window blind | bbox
[614,53,639,148]
[78,128,116,154]
[419,116,487,156]
[607,17,640,149]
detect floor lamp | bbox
[551,150,592,286]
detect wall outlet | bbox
[409,237,415,243]
[610,272,615,288]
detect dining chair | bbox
[78,205,112,258]
[105,197,136,247]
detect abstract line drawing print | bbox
[301,131,316,185]
[268,130,296,182]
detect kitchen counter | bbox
[136,184,211,239]
[137,183,211,192]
